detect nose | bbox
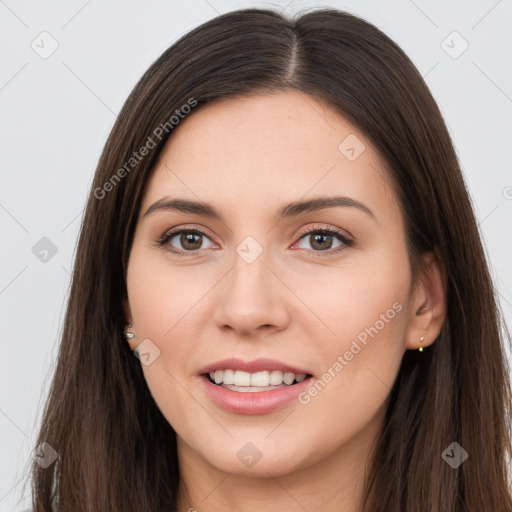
[212,247,290,338]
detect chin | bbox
[199,442,307,477]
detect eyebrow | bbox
[144,196,376,222]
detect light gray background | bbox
[1,0,511,509]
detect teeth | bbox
[269,370,284,385]
[208,369,308,386]
[235,370,251,386]
[251,371,269,386]
[222,369,234,385]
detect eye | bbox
[157,227,216,256]
[157,224,353,257]
[292,225,353,254]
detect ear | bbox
[405,250,446,350]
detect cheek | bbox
[292,246,411,352]
[125,245,200,395]
[127,245,207,337]
[294,247,411,420]
[290,267,410,460]
[126,250,205,431]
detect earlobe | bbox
[405,250,447,351]
[123,323,137,350]
[122,299,137,350]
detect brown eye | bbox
[294,227,352,253]
[160,229,215,254]
[308,232,335,251]
[178,232,203,251]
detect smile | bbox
[206,369,310,391]
[200,372,314,415]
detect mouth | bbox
[203,370,314,393]
[199,367,315,414]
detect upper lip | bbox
[198,357,312,376]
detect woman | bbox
[30,7,512,511]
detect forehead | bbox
[141,91,401,225]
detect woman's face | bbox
[125,90,422,478]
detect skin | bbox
[123,90,445,512]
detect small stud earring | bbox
[418,335,425,352]
[124,324,134,340]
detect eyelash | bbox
[156,224,354,257]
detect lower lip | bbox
[199,374,313,415]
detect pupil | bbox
[182,232,201,250]
[311,233,332,250]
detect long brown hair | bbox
[30,8,512,511]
